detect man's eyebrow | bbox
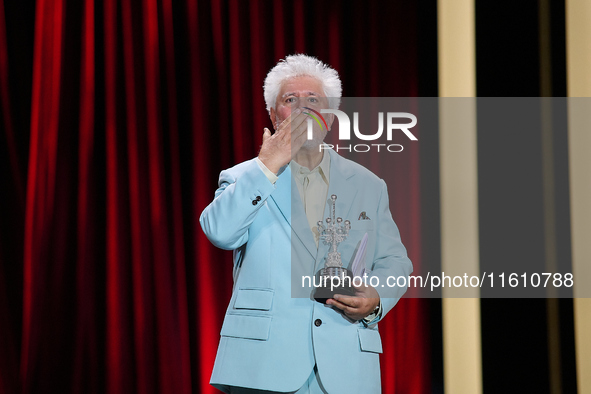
[281,91,321,98]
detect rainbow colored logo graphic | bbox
[302,107,328,130]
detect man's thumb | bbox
[262,127,272,141]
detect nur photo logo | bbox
[303,107,418,153]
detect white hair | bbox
[263,54,342,113]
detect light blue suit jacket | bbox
[200,149,412,393]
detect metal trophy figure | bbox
[313,194,356,303]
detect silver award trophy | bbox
[313,194,356,303]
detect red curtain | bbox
[0,0,429,393]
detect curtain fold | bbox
[0,1,429,393]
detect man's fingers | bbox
[327,298,351,313]
[352,284,380,298]
[287,111,310,132]
[328,298,369,320]
[276,109,308,134]
[292,116,310,139]
[278,114,307,138]
[276,108,302,130]
[292,128,309,146]
[290,118,312,146]
[333,294,361,308]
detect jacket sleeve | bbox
[367,179,413,324]
[199,159,276,250]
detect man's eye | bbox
[286,97,296,103]
[308,97,319,103]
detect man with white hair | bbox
[200,54,412,393]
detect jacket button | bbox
[252,200,258,205]
[314,319,322,327]
[256,196,261,201]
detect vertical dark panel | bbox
[416,1,443,393]
[417,0,439,98]
[476,1,574,393]
[549,1,567,97]
[477,96,549,393]
[476,1,541,97]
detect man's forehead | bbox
[279,76,325,96]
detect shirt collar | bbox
[290,148,331,185]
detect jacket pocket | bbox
[221,314,272,341]
[234,288,274,311]
[358,328,383,353]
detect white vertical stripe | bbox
[566,2,591,392]
[438,0,482,393]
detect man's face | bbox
[270,76,333,148]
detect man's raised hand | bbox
[258,108,309,174]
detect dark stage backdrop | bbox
[0,1,432,393]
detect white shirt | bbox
[289,151,330,247]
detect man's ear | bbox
[269,107,277,130]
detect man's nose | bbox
[289,101,304,112]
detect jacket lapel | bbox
[270,165,318,259]
[269,165,291,223]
